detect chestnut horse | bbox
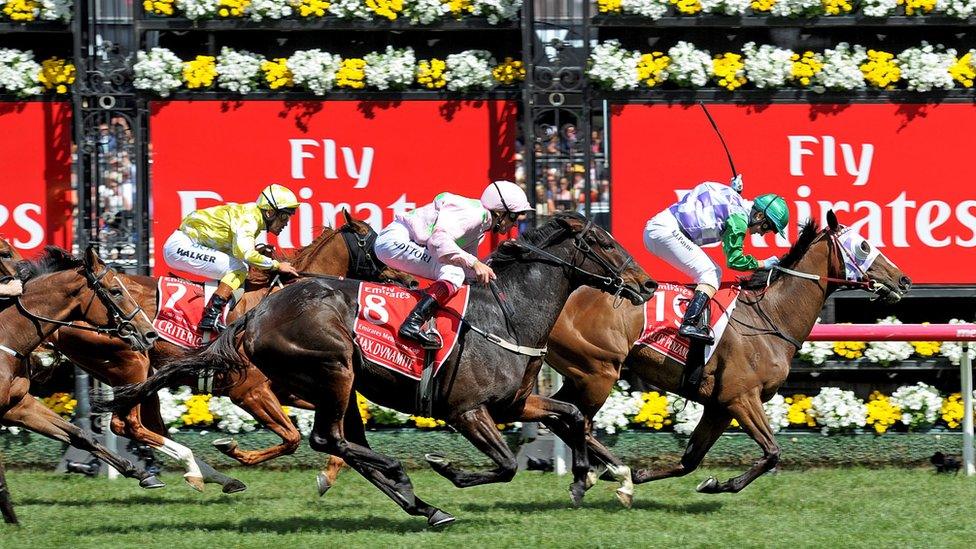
[101,212,657,527]
[0,247,162,525]
[48,212,415,493]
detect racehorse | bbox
[47,212,416,492]
[0,246,163,525]
[317,211,913,505]
[100,212,657,526]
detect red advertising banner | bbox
[150,100,517,277]
[610,103,976,285]
[0,102,73,257]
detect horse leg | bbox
[317,454,347,497]
[425,406,520,488]
[0,457,16,525]
[109,403,205,492]
[631,404,731,485]
[212,379,301,466]
[518,394,593,507]
[696,392,780,494]
[3,394,163,489]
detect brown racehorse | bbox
[47,212,416,493]
[320,211,913,505]
[102,212,657,527]
[0,247,163,525]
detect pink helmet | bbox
[480,180,531,213]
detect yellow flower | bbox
[492,57,526,85]
[637,52,670,88]
[786,394,816,427]
[898,0,936,15]
[865,391,901,434]
[410,415,447,429]
[670,0,702,14]
[950,52,976,88]
[2,0,38,21]
[37,58,76,94]
[790,51,823,87]
[444,0,475,17]
[941,393,964,429]
[261,58,294,89]
[182,56,218,89]
[41,393,77,419]
[910,340,941,357]
[632,392,672,430]
[750,0,775,12]
[833,340,866,360]
[859,50,901,89]
[297,0,331,16]
[712,52,747,91]
[336,58,367,89]
[366,0,402,20]
[217,0,250,17]
[821,0,852,14]
[356,392,371,425]
[417,58,447,89]
[597,0,622,12]
[180,394,214,427]
[143,0,175,16]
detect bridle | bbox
[338,223,387,281]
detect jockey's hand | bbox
[473,260,496,285]
[277,262,300,277]
[255,243,276,258]
[762,256,780,270]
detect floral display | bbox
[364,46,416,90]
[941,393,965,428]
[592,380,644,434]
[416,58,447,89]
[860,49,901,89]
[594,0,976,17]
[443,49,495,91]
[864,317,915,365]
[890,382,943,430]
[631,391,671,430]
[37,57,74,94]
[215,47,265,94]
[182,55,218,89]
[133,47,183,97]
[786,394,816,427]
[712,52,747,91]
[40,392,76,419]
[0,48,42,96]
[587,40,640,90]
[742,42,792,89]
[0,0,71,21]
[336,57,367,89]
[864,391,900,434]
[491,57,526,86]
[636,51,670,87]
[763,394,790,433]
[897,42,957,91]
[261,57,293,89]
[809,387,867,434]
[139,0,519,22]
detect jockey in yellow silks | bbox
[162,184,301,333]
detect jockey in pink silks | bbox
[374,181,532,348]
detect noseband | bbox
[339,224,386,281]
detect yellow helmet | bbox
[256,184,299,212]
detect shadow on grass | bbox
[76,515,477,535]
[17,494,355,509]
[458,499,722,514]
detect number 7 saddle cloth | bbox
[154,276,234,349]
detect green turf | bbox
[1,468,974,548]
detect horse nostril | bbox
[642,280,658,292]
[409,280,419,289]
[898,276,912,291]
[145,331,159,341]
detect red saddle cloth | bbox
[354,282,470,380]
[635,282,740,365]
[153,276,231,349]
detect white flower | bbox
[763,394,790,433]
[667,41,712,88]
[864,316,915,364]
[592,382,643,434]
[157,386,193,433]
[669,396,704,436]
[471,0,522,24]
[770,0,821,16]
[860,0,900,16]
[444,50,496,91]
[133,47,183,97]
[800,341,835,365]
[0,48,42,97]
[742,42,794,89]
[699,0,750,15]
[588,40,640,90]
[936,0,976,18]
[890,382,942,429]
[620,0,670,19]
[403,0,451,23]
[216,47,266,94]
[897,42,956,92]
[39,0,73,21]
[941,319,976,366]
[288,407,316,436]
[209,396,258,434]
[364,46,416,90]
[814,42,867,92]
[248,0,293,20]
[809,387,866,434]
[287,49,341,94]
[176,0,220,19]
[329,0,372,18]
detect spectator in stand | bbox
[591,129,603,155]
[553,176,575,212]
[559,124,579,155]
[544,135,560,156]
[535,186,551,223]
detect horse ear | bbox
[84,245,102,270]
[341,208,354,227]
[497,240,527,256]
[555,213,586,232]
[826,210,839,233]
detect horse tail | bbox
[93,311,254,414]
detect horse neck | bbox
[3,271,85,352]
[755,239,835,344]
[291,229,348,275]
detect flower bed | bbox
[0,49,74,96]
[594,0,976,19]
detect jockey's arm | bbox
[428,226,478,269]
[722,214,761,272]
[231,218,281,272]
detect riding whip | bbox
[698,101,741,192]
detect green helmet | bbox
[752,194,789,236]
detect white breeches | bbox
[162,230,247,282]
[643,210,721,289]
[374,222,466,287]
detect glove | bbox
[762,256,780,270]
[730,174,743,193]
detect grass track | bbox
[1,468,974,548]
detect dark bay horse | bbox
[46,212,415,492]
[0,247,163,525]
[101,212,657,526]
[539,211,911,504]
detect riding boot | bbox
[199,282,233,334]
[678,290,715,345]
[399,295,442,349]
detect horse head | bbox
[80,246,159,350]
[825,210,911,303]
[339,209,418,289]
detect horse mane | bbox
[739,220,821,290]
[14,246,83,282]
[490,211,583,266]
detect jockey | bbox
[162,184,301,334]
[643,181,789,344]
[375,181,532,349]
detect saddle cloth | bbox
[354,282,470,380]
[635,282,739,366]
[153,276,233,349]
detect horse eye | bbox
[859,241,871,254]
[109,288,123,296]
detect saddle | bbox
[153,276,244,350]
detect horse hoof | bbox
[139,475,166,489]
[424,453,449,465]
[316,472,331,497]
[615,488,634,509]
[221,479,247,494]
[569,483,586,508]
[427,510,456,529]
[212,438,237,454]
[185,475,206,492]
[696,477,719,493]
